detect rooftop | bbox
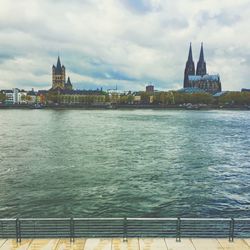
[188,74,220,81]
[177,87,207,94]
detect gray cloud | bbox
[0,0,250,91]
[197,10,241,27]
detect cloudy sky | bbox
[0,0,249,91]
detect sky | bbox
[0,0,250,91]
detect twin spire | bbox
[187,43,206,76]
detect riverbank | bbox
[0,103,250,110]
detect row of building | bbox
[0,88,38,104]
[1,44,248,105]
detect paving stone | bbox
[139,238,167,250]
[55,239,85,250]
[28,239,59,250]
[112,238,139,250]
[165,238,195,250]
[0,240,7,249]
[1,239,32,250]
[191,239,223,250]
[217,239,249,250]
[243,239,250,248]
[83,239,111,250]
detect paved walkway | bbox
[0,238,249,250]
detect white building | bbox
[3,90,14,104]
[18,90,27,104]
[13,88,19,104]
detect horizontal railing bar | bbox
[0,217,249,221]
[19,218,71,221]
[126,218,177,221]
[73,218,124,220]
[0,219,16,221]
[180,218,231,221]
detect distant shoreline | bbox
[0,104,249,111]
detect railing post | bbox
[229,218,235,242]
[19,219,21,243]
[15,218,19,243]
[123,217,127,242]
[176,217,181,242]
[70,218,75,242]
[16,218,21,243]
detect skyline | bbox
[0,0,250,91]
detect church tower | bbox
[52,56,66,90]
[184,43,195,88]
[65,77,73,90]
[196,43,207,76]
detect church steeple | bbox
[56,56,62,70]
[184,43,195,88]
[65,76,73,90]
[188,43,193,62]
[196,42,207,76]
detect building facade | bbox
[188,75,221,93]
[184,43,222,94]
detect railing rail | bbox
[0,218,249,242]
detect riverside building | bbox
[184,43,222,94]
[48,56,106,104]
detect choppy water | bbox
[0,109,249,218]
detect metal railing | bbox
[0,217,249,242]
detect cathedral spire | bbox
[199,42,204,63]
[188,42,193,62]
[196,42,207,76]
[184,43,195,88]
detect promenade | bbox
[0,238,250,250]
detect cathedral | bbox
[52,56,73,91]
[184,43,222,94]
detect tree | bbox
[140,92,151,104]
[219,92,250,105]
[0,93,6,103]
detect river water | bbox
[0,109,249,218]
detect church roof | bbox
[188,74,220,81]
[177,87,206,93]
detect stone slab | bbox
[55,239,85,250]
[84,239,111,250]
[139,238,167,250]
[165,238,195,250]
[191,239,223,250]
[217,239,249,249]
[28,239,59,250]
[243,239,250,247]
[112,238,139,250]
[0,240,7,249]
[1,240,32,250]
